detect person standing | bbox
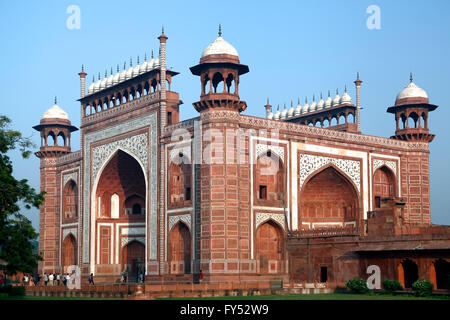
[199,270,203,283]
[66,273,71,286]
[88,273,94,285]
[49,273,54,286]
[56,273,60,286]
[44,273,48,286]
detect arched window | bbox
[63,180,77,219]
[373,166,396,208]
[168,154,192,208]
[111,193,120,219]
[168,222,191,274]
[57,132,65,147]
[398,259,418,288]
[255,151,285,204]
[212,72,224,93]
[47,131,56,146]
[226,73,234,93]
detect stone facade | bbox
[33,30,450,289]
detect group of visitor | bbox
[41,272,72,286]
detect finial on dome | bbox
[218,24,222,37]
[298,97,300,104]
[320,92,323,99]
[151,50,154,59]
[54,96,57,105]
[144,53,147,62]
[92,75,95,82]
[277,104,279,111]
[357,72,360,79]
[162,25,165,34]
[110,67,113,75]
[130,57,133,67]
[291,100,293,108]
[284,103,286,109]
[328,90,331,97]
[345,85,347,93]
[123,62,126,70]
[313,94,315,101]
[98,72,100,80]
[410,72,413,83]
[104,70,107,78]
[81,64,84,72]
[117,65,120,72]
[305,97,308,103]
[336,88,339,95]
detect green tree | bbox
[0,115,45,275]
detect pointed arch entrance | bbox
[62,234,77,273]
[256,221,284,274]
[299,165,359,229]
[122,240,145,281]
[168,222,191,274]
[398,259,419,288]
[432,259,450,290]
[92,149,147,276]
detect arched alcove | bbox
[168,222,191,274]
[256,221,284,274]
[373,165,396,208]
[254,151,285,205]
[62,234,77,273]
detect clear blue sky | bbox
[1,0,449,230]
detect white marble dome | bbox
[202,36,239,58]
[126,67,133,80]
[332,93,340,106]
[309,100,317,112]
[267,111,274,120]
[93,80,101,93]
[273,109,281,120]
[113,72,120,85]
[42,103,69,121]
[396,81,428,101]
[317,98,325,110]
[288,105,295,117]
[281,107,288,119]
[340,92,351,104]
[325,95,332,108]
[302,102,309,113]
[106,74,114,87]
[87,82,94,95]
[295,103,302,116]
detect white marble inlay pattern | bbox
[62,228,77,241]
[121,237,146,248]
[168,214,191,232]
[255,143,285,163]
[373,159,397,175]
[299,154,361,193]
[255,212,285,231]
[92,133,148,182]
[63,172,78,187]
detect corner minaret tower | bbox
[387,74,438,142]
[190,25,249,113]
[33,98,78,275]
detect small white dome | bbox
[100,77,107,90]
[309,101,317,112]
[113,73,120,85]
[302,102,309,113]
[202,36,239,58]
[273,109,281,120]
[332,94,340,106]
[295,103,302,116]
[133,64,141,77]
[87,82,94,94]
[281,107,288,119]
[153,57,160,67]
[93,80,101,93]
[141,61,148,74]
[126,67,133,80]
[42,103,69,121]
[288,105,295,117]
[119,69,127,82]
[396,81,428,101]
[340,91,351,104]
[317,98,325,110]
[325,96,332,108]
[106,74,114,87]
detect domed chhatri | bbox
[42,97,70,122]
[395,73,429,106]
[201,24,238,58]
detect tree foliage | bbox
[0,115,45,275]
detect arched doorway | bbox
[373,166,395,208]
[62,234,77,273]
[94,149,146,275]
[122,241,145,281]
[300,166,359,229]
[433,259,450,289]
[256,221,284,274]
[399,259,419,288]
[168,222,191,274]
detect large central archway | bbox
[93,149,146,276]
[299,165,359,229]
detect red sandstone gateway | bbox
[33,26,450,290]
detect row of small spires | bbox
[267,87,352,120]
[87,51,161,95]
